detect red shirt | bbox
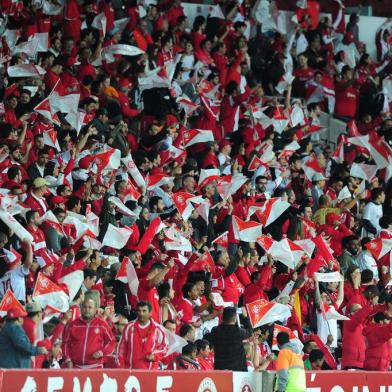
[62,316,116,368]
[64,0,81,40]
[118,319,167,369]
[176,296,194,325]
[334,81,358,118]
[197,354,214,370]
[25,192,48,217]
[243,283,268,305]
[137,278,160,323]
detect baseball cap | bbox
[51,196,67,206]
[26,301,42,313]
[312,173,326,182]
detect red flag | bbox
[94,148,121,172]
[365,238,392,260]
[182,129,214,148]
[246,299,291,328]
[0,289,25,317]
[116,256,139,296]
[34,98,60,125]
[32,273,69,312]
[146,173,175,190]
[211,231,228,248]
[248,155,266,172]
[232,216,263,242]
[172,192,204,221]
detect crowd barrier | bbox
[2,369,392,392]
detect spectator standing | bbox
[208,307,251,371]
[62,298,116,369]
[0,307,47,368]
[118,301,168,369]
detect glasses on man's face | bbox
[258,182,267,185]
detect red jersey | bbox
[334,81,358,118]
[62,316,116,368]
[197,354,214,370]
[137,277,160,323]
[176,297,194,325]
[118,319,168,369]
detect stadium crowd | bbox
[0,0,391,389]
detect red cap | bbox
[166,114,178,126]
[51,196,67,206]
[119,78,132,88]
[7,306,27,319]
[78,156,93,170]
[219,139,232,150]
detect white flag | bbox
[102,224,133,249]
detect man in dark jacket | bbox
[208,306,252,371]
[0,307,47,368]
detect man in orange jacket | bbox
[275,332,306,392]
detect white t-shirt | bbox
[0,265,29,301]
[316,310,338,348]
[358,251,379,281]
[363,201,383,237]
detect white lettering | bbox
[307,389,321,392]
[48,377,64,392]
[73,377,92,392]
[124,376,141,392]
[361,387,370,392]
[21,376,37,392]
[156,376,173,392]
[100,374,118,392]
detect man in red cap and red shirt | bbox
[62,298,115,369]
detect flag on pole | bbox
[58,270,84,302]
[172,192,205,221]
[108,196,137,217]
[34,98,60,125]
[0,289,25,317]
[32,273,69,312]
[198,169,220,189]
[116,256,139,296]
[43,129,60,151]
[94,148,121,172]
[122,154,147,191]
[7,64,46,78]
[365,238,392,260]
[246,299,291,328]
[211,231,228,248]
[216,174,248,200]
[271,324,303,351]
[102,224,133,249]
[350,162,378,182]
[146,173,175,190]
[253,198,291,227]
[232,216,263,242]
[182,129,214,148]
[91,12,107,37]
